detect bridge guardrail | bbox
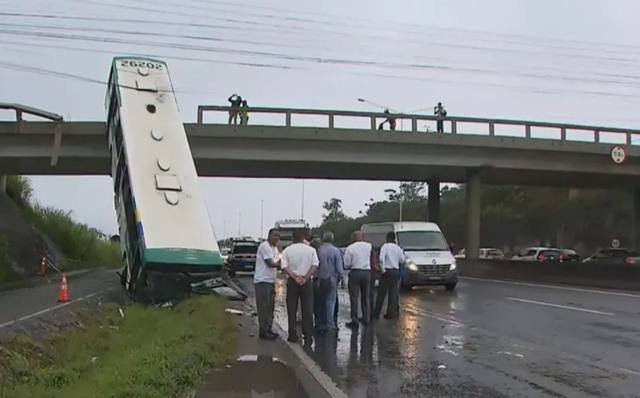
[0,103,64,166]
[197,105,640,146]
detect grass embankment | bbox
[5,176,120,271]
[0,235,18,283]
[0,296,236,398]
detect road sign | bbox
[610,146,626,164]
[611,238,621,248]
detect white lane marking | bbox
[620,367,640,377]
[505,297,615,316]
[0,291,102,329]
[460,276,640,298]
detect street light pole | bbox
[238,212,241,236]
[260,199,264,239]
[301,180,305,220]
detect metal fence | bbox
[198,105,640,145]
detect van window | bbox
[397,231,448,251]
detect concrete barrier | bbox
[458,260,640,291]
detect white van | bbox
[361,221,458,290]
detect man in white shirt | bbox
[343,230,372,328]
[254,229,281,340]
[281,229,319,344]
[374,232,405,320]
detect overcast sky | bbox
[2,0,640,238]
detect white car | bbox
[511,247,561,262]
[455,248,505,260]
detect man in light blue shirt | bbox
[316,231,344,332]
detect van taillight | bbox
[624,257,636,265]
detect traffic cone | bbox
[57,273,70,303]
[37,255,46,277]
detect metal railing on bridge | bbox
[0,103,64,166]
[197,105,640,146]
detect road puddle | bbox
[197,355,309,397]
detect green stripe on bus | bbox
[144,248,223,266]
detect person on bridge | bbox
[315,231,345,334]
[239,100,249,125]
[434,102,447,133]
[254,228,281,340]
[374,232,405,320]
[281,229,319,345]
[344,230,373,328]
[228,93,242,124]
[377,108,397,131]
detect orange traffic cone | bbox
[57,273,70,303]
[37,255,46,277]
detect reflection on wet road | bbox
[273,276,640,397]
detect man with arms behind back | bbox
[344,230,372,329]
[281,229,319,345]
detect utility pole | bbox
[223,219,227,238]
[260,199,264,239]
[238,212,241,236]
[301,180,305,219]
[399,199,404,222]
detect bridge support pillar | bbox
[465,170,481,260]
[633,188,640,250]
[0,175,6,194]
[428,180,440,224]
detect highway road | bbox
[0,269,122,337]
[4,269,640,397]
[268,276,640,397]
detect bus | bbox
[105,57,223,299]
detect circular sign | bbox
[611,238,621,249]
[610,146,626,164]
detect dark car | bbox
[226,239,259,276]
[536,249,562,263]
[560,249,580,262]
[582,248,639,265]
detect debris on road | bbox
[118,308,125,319]
[437,364,446,370]
[191,277,248,300]
[225,308,244,316]
[497,351,525,358]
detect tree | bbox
[322,198,346,222]
[385,182,426,203]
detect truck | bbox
[361,221,458,290]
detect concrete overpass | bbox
[2,103,640,257]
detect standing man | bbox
[344,230,372,328]
[254,229,281,340]
[434,102,447,133]
[374,232,405,320]
[228,93,242,125]
[281,229,319,345]
[316,231,344,333]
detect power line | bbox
[0,60,219,95]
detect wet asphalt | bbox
[265,276,640,398]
